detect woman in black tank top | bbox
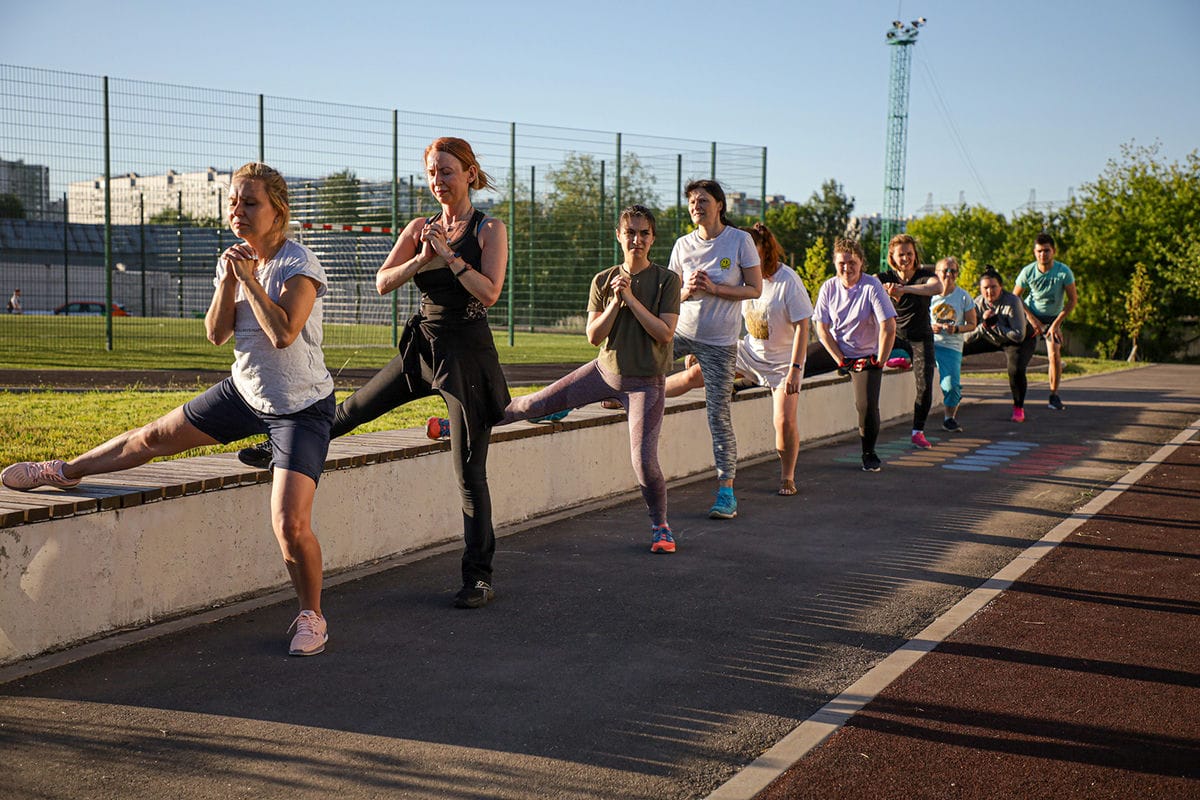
[238,137,510,609]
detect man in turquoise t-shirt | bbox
[1014,232,1076,411]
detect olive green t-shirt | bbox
[587,263,682,377]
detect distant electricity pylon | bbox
[880,16,926,270]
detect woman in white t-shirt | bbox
[667,222,811,495]
[0,163,336,658]
[667,179,762,520]
[929,256,977,432]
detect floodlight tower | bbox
[880,16,926,270]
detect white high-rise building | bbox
[0,158,51,219]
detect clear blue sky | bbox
[5,0,1197,216]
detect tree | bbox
[0,193,25,219]
[1123,262,1154,362]
[147,207,220,227]
[906,204,1008,272]
[1065,142,1200,358]
[318,169,361,223]
[800,236,830,301]
[763,179,855,266]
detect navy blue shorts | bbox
[183,377,335,484]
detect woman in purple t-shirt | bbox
[804,237,897,472]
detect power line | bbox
[916,56,993,208]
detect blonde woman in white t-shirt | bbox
[668,222,811,496]
[1,163,336,658]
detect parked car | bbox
[53,301,131,316]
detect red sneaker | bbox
[911,431,933,449]
[1011,407,1026,423]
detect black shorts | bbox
[183,377,335,484]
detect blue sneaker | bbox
[530,409,570,423]
[650,524,676,553]
[708,487,737,519]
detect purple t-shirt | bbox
[814,274,896,359]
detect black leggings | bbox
[962,334,1037,408]
[333,354,495,585]
[805,343,883,454]
[893,335,934,431]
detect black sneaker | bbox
[237,439,273,469]
[942,417,963,432]
[454,580,495,609]
[1048,394,1065,411]
[862,452,882,472]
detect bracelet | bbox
[791,362,803,370]
[453,259,471,278]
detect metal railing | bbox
[0,64,766,356]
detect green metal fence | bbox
[0,64,766,357]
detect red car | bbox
[54,301,131,316]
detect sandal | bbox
[600,398,623,410]
[778,480,797,496]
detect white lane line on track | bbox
[705,416,1200,800]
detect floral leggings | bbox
[502,359,668,526]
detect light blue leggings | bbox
[933,343,963,410]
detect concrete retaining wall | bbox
[0,369,927,665]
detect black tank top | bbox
[414,209,488,321]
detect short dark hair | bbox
[979,265,1005,287]
[617,204,656,236]
[684,179,729,224]
[1034,232,1056,248]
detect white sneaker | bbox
[1,459,81,491]
[287,610,328,656]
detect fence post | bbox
[176,191,184,317]
[710,141,717,181]
[507,122,515,346]
[258,94,265,163]
[614,133,622,265]
[103,75,113,350]
[391,109,399,347]
[140,193,146,316]
[62,192,69,307]
[676,154,682,240]
[528,165,535,332]
[598,159,606,270]
[761,146,768,224]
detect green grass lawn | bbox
[962,356,1140,381]
[0,316,596,371]
[0,386,544,466]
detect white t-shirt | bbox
[214,239,334,414]
[930,286,975,353]
[669,225,760,346]
[738,265,813,383]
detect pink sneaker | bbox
[1,459,81,491]
[911,432,933,449]
[1011,407,1026,423]
[288,610,328,656]
[886,356,912,370]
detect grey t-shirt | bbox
[214,239,333,414]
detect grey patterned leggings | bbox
[502,360,667,526]
[673,334,738,482]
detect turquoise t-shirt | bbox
[1015,260,1075,317]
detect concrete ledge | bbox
[0,369,926,665]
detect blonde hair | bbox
[231,162,290,232]
[886,233,923,271]
[424,137,495,191]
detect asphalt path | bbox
[1,364,1196,799]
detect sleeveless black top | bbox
[415,209,488,321]
[396,209,510,452]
